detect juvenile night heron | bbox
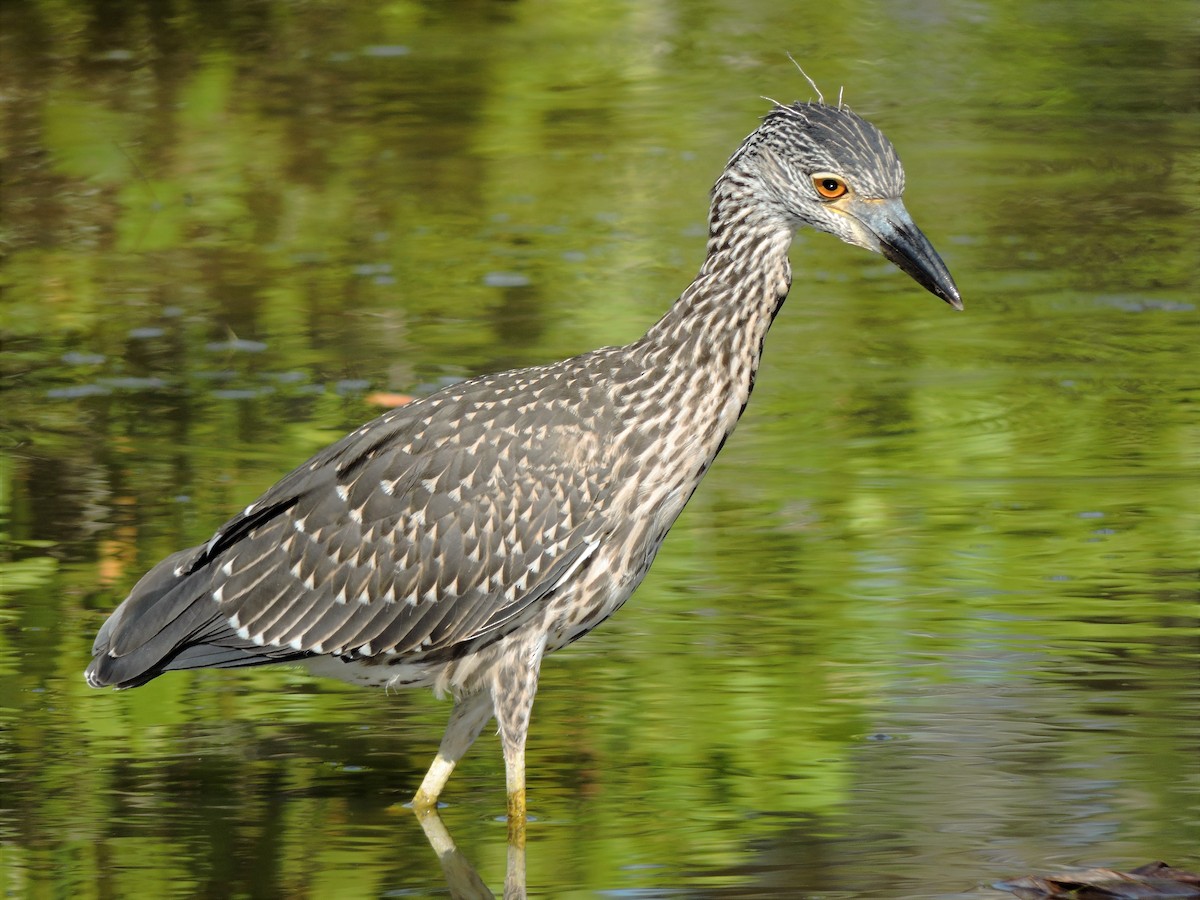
[85,98,961,826]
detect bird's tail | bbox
[85,545,306,689]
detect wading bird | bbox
[86,96,961,830]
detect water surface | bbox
[2,1,1197,897]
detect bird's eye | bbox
[812,174,848,199]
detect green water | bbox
[1,1,1197,898]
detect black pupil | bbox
[822,179,840,193]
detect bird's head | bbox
[727,100,962,309]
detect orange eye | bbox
[813,175,848,199]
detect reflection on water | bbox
[2,0,1198,898]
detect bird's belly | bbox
[303,653,433,689]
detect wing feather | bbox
[86,362,618,687]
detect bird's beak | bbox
[848,198,963,310]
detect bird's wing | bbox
[93,365,616,679]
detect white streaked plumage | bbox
[84,99,960,820]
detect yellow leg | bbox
[492,645,542,846]
[506,782,527,848]
[412,753,457,812]
[412,692,492,811]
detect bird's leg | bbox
[492,642,544,848]
[412,691,493,813]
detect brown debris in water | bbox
[996,862,1200,899]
